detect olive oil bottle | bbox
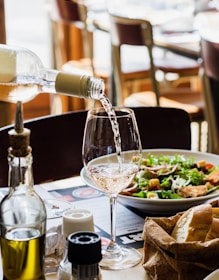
[0,101,47,280]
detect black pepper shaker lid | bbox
[68,231,102,265]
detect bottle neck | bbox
[54,72,105,99]
[8,148,34,190]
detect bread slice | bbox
[171,204,213,242]
[205,218,219,241]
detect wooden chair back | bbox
[200,36,219,154]
[48,0,93,70]
[52,0,81,22]
[47,0,95,111]
[0,110,87,187]
[109,14,160,105]
[0,107,191,187]
[133,106,191,151]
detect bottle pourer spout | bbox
[15,101,24,133]
[8,101,31,157]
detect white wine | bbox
[1,228,45,280]
[0,83,41,103]
[89,163,138,194]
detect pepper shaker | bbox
[57,209,95,280]
[68,231,102,280]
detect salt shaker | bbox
[68,231,102,280]
[57,209,94,280]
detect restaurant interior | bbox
[1,0,219,279]
[1,0,219,153]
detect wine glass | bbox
[82,107,142,270]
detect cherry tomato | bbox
[206,163,215,170]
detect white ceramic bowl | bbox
[81,149,219,215]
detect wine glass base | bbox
[100,246,142,270]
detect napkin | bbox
[142,214,219,280]
[45,223,65,256]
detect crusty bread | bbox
[171,204,213,242]
[212,207,219,218]
[205,218,219,241]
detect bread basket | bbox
[142,205,219,280]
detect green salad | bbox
[120,154,219,199]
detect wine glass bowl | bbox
[82,107,142,270]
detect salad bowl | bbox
[80,149,219,215]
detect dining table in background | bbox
[91,9,219,60]
[92,12,201,59]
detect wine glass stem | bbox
[108,194,119,251]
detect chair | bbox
[109,14,201,105]
[110,14,159,105]
[133,106,191,150]
[47,0,88,69]
[0,110,87,187]
[0,107,191,187]
[109,14,204,150]
[47,0,110,110]
[200,35,219,154]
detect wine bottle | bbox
[0,44,105,103]
[0,101,47,280]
